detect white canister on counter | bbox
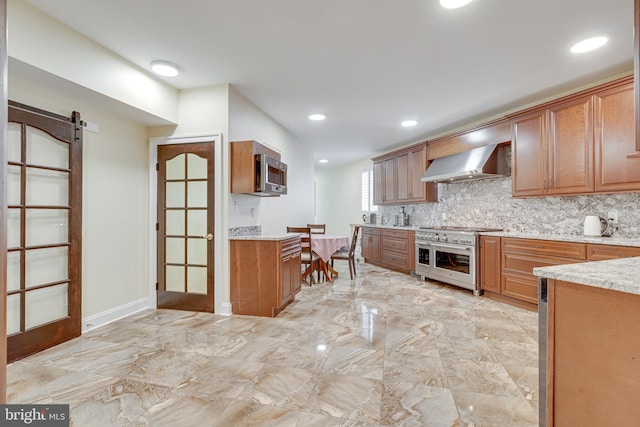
[584,215,602,236]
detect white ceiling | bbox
[24,0,634,167]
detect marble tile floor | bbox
[7,263,539,426]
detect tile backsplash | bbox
[379,177,640,238]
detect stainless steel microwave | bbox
[255,153,287,196]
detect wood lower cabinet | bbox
[586,243,640,260]
[483,237,640,308]
[546,279,640,427]
[230,236,301,317]
[362,227,381,262]
[501,238,586,305]
[479,235,501,293]
[362,226,415,274]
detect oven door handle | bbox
[432,243,471,252]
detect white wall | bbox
[315,158,371,236]
[228,86,315,234]
[8,0,178,125]
[9,75,150,320]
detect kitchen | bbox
[1,0,640,426]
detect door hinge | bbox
[156,222,160,231]
[156,282,159,290]
[156,163,159,171]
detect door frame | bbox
[149,134,225,313]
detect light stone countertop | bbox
[533,257,640,296]
[355,225,640,247]
[229,233,302,241]
[479,231,640,248]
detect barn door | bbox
[6,102,82,362]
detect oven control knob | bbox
[440,235,448,242]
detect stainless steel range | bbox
[415,226,501,295]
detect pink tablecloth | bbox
[311,235,349,262]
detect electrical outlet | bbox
[608,211,618,223]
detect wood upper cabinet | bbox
[512,110,548,196]
[372,160,383,205]
[383,156,396,203]
[372,142,436,205]
[396,143,430,202]
[512,77,639,197]
[372,155,395,204]
[594,83,640,192]
[513,96,593,196]
[548,96,594,194]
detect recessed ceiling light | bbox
[150,60,179,77]
[570,36,608,54]
[440,0,473,9]
[401,120,418,127]
[318,159,329,163]
[309,114,326,121]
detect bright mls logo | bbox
[1,405,69,426]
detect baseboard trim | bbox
[220,302,233,316]
[82,298,152,333]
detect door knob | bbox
[200,233,213,241]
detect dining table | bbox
[310,234,350,282]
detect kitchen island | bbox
[534,257,640,427]
[229,233,302,317]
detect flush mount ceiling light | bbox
[150,60,180,77]
[401,120,418,127]
[318,159,329,163]
[309,113,326,121]
[440,0,474,9]
[570,36,608,53]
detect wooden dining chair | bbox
[307,224,326,234]
[286,226,321,284]
[331,225,360,280]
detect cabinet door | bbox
[291,251,302,295]
[594,84,640,192]
[395,151,410,202]
[548,96,594,194]
[372,160,383,205]
[362,232,380,261]
[409,144,427,201]
[280,253,293,307]
[480,236,501,293]
[383,157,396,202]
[512,110,548,196]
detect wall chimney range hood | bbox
[421,144,507,183]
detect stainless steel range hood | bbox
[421,144,507,183]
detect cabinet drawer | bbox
[381,251,410,269]
[501,274,538,304]
[381,228,411,239]
[281,237,301,257]
[502,238,586,260]
[587,244,640,261]
[502,251,582,277]
[362,227,381,235]
[382,236,409,252]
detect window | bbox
[361,170,377,212]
